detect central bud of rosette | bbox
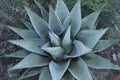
[41,26,92,61]
[41,27,73,60]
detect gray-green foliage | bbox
[5,0,120,80]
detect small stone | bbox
[113,54,117,61]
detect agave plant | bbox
[5,0,120,80]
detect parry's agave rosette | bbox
[5,0,120,80]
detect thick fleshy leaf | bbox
[49,6,63,35]
[61,71,74,80]
[49,60,70,80]
[94,40,119,52]
[34,0,49,22]
[42,47,64,59]
[62,26,72,53]
[55,0,69,23]
[20,19,34,30]
[65,40,91,58]
[70,0,81,36]
[25,6,49,39]
[18,68,41,80]
[10,53,50,70]
[68,58,93,80]
[83,53,120,70]
[49,32,60,46]
[4,49,29,58]
[81,10,101,29]
[39,67,52,80]
[76,28,108,48]
[9,39,48,56]
[8,26,39,39]
[63,15,71,31]
[41,42,51,48]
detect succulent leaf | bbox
[70,0,81,36]
[39,67,52,80]
[63,0,81,36]
[25,6,49,39]
[41,42,51,48]
[4,49,29,58]
[18,68,41,80]
[8,26,39,39]
[49,32,60,46]
[63,15,71,31]
[83,53,120,70]
[82,10,101,29]
[9,39,48,56]
[20,19,34,30]
[68,58,93,80]
[94,40,119,52]
[66,40,91,58]
[76,28,108,48]
[42,47,64,59]
[10,53,50,70]
[55,0,69,23]
[49,60,70,80]
[34,0,49,22]
[62,26,72,53]
[49,6,63,35]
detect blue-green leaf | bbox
[39,67,52,80]
[94,40,119,52]
[49,32,60,46]
[10,53,50,70]
[83,53,120,70]
[4,49,29,58]
[25,6,49,39]
[68,58,93,80]
[9,39,48,56]
[55,0,69,23]
[66,40,91,58]
[8,26,39,39]
[49,6,63,35]
[20,19,34,30]
[18,68,41,80]
[70,0,81,36]
[49,60,70,80]
[63,15,71,31]
[42,47,64,59]
[34,0,49,22]
[41,42,51,48]
[81,10,101,29]
[76,28,108,48]
[62,26,72,53]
